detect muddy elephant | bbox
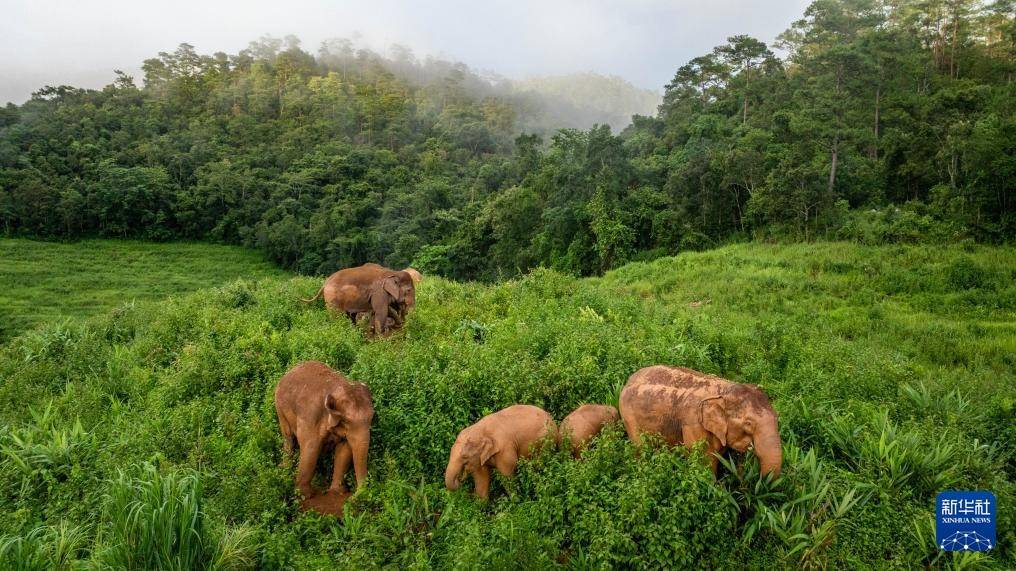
[445,405,559,500]
[274,361,374,498]
[560,404,619,457]
[303,263,416,336]
[619,365,782,477]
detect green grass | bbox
[0,239,286,342]
[0,242,1013,568]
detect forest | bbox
[1,0,1012,279]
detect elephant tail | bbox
[302,284,325,303]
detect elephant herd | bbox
[280,263,783,505]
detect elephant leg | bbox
[330,441,352,493]
[622,417,642,446]
[372,313,386,336]
[277,409,295,456]
[276,410,296,468]
[370,292,391,336]
[295,435,323,499]
[681,438,720,476]
[473,465,492,500]
[493,449,519,478]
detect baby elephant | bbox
[445,405,558,500]
[274,361,374,498]
[560,404,619,457]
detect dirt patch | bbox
[300,489,351,517]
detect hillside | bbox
[0,239,285,342]
[2,1,1011,280]
[1,242,1013,568]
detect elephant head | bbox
[445,433,495,490]
[700,384,782,476]
[371,273,415,310]
[394,271,417,310]
[369,273,416,334]
[324,384,374,488]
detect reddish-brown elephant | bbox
[445,405,559,500]
[560,404,619,457]
[274,361,374,498]
[303,263,415,336]
[619,365,782,477]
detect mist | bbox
[2,0,810,106]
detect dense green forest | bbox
[1,0,1013,278]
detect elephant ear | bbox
[701,397,728,447]
[478,436,497,465]
[324,394,344,427]
[382,277,401,301]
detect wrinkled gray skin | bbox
[445,405,559,500]
[275,361,374,498]
[619,365,782,477]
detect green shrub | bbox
[945,256,991,290]
[92,463,256,570]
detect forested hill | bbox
[1,0,1013,279]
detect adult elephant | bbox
[619,365,782,477]
[274,361,374,498]
[303,263,416,336]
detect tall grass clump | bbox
[0,521,90,571]
[92,463,255,570]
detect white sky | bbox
[0,0,811,104]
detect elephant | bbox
[303,263,416,336]
[619,365,782,477]
[403,267,422,285]
[445,405,559,500]
[560,404,619,457]
[274,361,374,498]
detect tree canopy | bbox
[1,0,1012,278]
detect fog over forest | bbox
[1,0,811,108]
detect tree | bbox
[714,35,774,124]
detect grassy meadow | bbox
[0,239,285,342]
[0,241,1013,568]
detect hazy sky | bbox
[1,0,811,104]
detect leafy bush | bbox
[836,205,965,245]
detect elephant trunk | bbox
[753,423,783,477]
[348,431,370,490]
